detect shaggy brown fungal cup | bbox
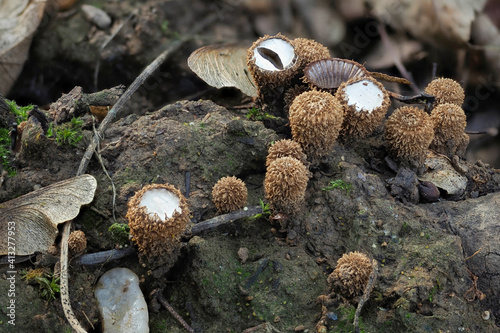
[289,90,344,161]
[126,183,190,259]
[430,103,468,156]
[291,37,330,71]
[212,176,248,213]
[424,77,465,106]
[68,230,87,254]
[264,156,308,216]
[385,106,434,166]
[266,139,307,168]
[328,251,373,297]
[336,76,391,138]
[247,33,298,87]
[284,84,309,113]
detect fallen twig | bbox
[191,206,263,234]
[354,259,379,333]
[73,247,135,266]
[151,289,195,333]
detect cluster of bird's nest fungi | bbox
[120,33,472,322]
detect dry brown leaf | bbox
[188,44,258,97]
[0,0,46,95]
[471,13,500,79]
[368,0,487,48]
[0,175,97,255]
[363,36,424,70]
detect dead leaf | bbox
[0,175,97,255]
[187,44,258,97]
[363,36,424,70]
[0,0,46,95]
[368,0,487,48]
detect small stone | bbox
[81,4,112,29]
[482,310,490,320]
[95,268,149,333]
[294,325,306,332]
[238,247,249,264]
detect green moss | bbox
[322,179,352,194]
[47,117,84,146]
[6,99,32,124]
[108,223,130,244]
[246,107,277,121]
[0,100,33,175]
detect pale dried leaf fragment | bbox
[0,0,46,95]
[368,0,487,47]
[0,175,97,255]
[188,44,258,97]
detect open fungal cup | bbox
[126,183,190,259]
[247,34,299,88]
[304,58,369,90]
[336,76,391,138]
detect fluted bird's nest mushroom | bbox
[247,34,300,114]
[68,230,87,254]
[212,176,248,213]
[291,37,330,70]
[430,103,468,157]
[336,76,391,139]
[264,156,309,216]
[266,139,307,168]
[424,77,465,107]
[289,90,344,162]
[328,251,373,297]
[126,183,190,261]
[385,106,434,167]
[247,33,298,87]
[303,58,369,91]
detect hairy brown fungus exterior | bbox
[264,156,308,216]
[247,33,298,88]
[266,139,307,168]
[247,34,300,114]
[430,103,468,156]
[212,176,248,213]
[126,183,190,259]
[336,76,391,139]
[289,90,344,161]
[284,84,309,113]
[424,77,465,106]
[385,106,434,166]
[328,251,373,297]
[68,230,87,254]
[291,37,330,70]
